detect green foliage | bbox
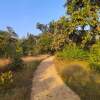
[5,40,17,58]
[90,63,100,73]
[36,17,73,53]
[56,44,89,60]
[0,71,13,89]
[0,29,18,58]
[0,31,10,57]
[64,0,100,48]
[36,23,48,33]
[51,33,66,51]
[0,61,40,100]
[89,41,100,72]
[10,56,24,71]
[21,34,37,56]
[36,33,53,54]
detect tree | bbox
[36,33,53,54]
[21,33,37,56]
[0,28,18,58]
[0,31,8,56]
[36,23,48,33]
[64,0,100,48]
[6,26,18,38]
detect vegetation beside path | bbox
[0,55,48,100]
[55,42,100,100]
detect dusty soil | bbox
[0,59,10,68]
[0,55,49,72]
[0,55,49,67]
[22,55,49,62]
[31,56,80,100]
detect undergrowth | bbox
[55,42,100,100]
[0,61,40,100]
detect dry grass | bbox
[0,61,40,100]
[54,58,89,75]
[54,58,100,100]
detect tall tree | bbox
[6,26,18,38]
[0,29,18,58]
[64,0,100,48]
[21,33,37,55]
[36,23,48,33]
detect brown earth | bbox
[22,55,49,62]
[0,55,49,68]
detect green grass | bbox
[0,61,40,100]
[56,44,89,61]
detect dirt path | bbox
[31,56,80,100]
[22,55,49,62]
[0,55,49,67]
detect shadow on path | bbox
[31,56,80,100]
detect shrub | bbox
[9,56,24,71]
[89,42,100,73]
[0,61,40,100]
[90,63,100,73]
[56,44,89,60]
[0,71,13,89]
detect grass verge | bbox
[55,58,100,100]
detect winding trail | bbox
[31,56,80,100]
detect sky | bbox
[0,0,65,37]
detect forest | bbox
[0,0,100,100]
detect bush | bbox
[0,61,40,100]
[89,42,100,73]
[0,71,13,89]
[9,56,24,71]
[56,44,89,60]
[90,63,100,73]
